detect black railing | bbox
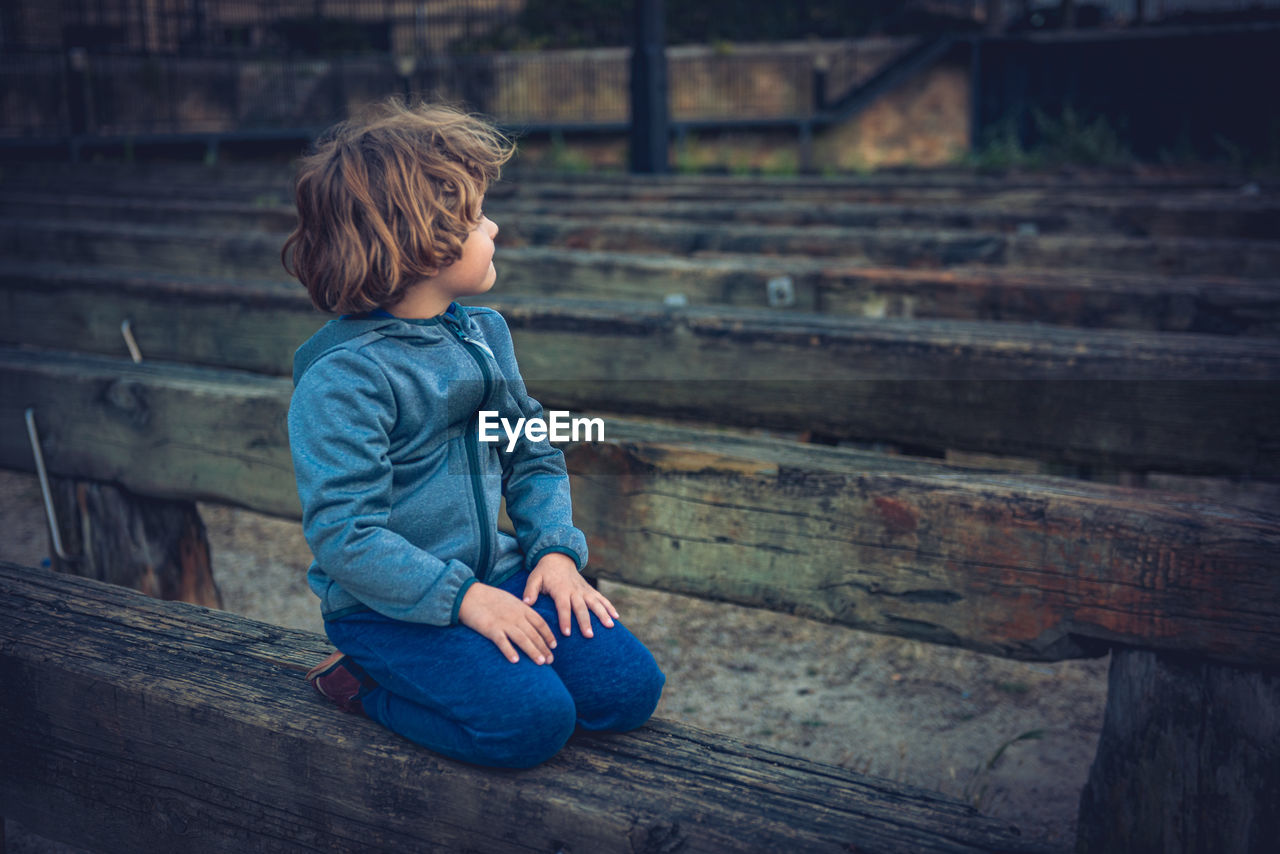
[3,0,523,58]
[4,1,1278,161]
[0,39,903,140]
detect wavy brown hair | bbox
[282,97,514,314]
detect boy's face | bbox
[431,211,499,299]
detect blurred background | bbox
[2,0,1279,173]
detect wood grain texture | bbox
[567,420,1280,667]
[0,160,1253,203]
[0,348,300,517]
[11,191,1276,240]
[2,276,1276,474]
[489,196,1280,241]
[1075,648,1280,854]
[1,350,1275,666]
[49,476,222,608]
[0,263,321,374]
[495,217,1280,278]
[492,299,1280,477]
[5,208,1280,284]
[8,253,1279,338]
[0,562,1048,854]
[492,248,1280,335]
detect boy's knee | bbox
[470,689,577,768]
[585,657,666,734]
[615,659,665,731]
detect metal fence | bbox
[8,0,1280,56]
[0,35,911,139]
[3,1,1278,145]
[1,0,524,57]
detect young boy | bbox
[282,97,664,769]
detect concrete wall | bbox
[515,57,972,173]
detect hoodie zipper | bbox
[444,313,495,582]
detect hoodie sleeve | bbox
[289,348,477,625]
[478,312,589,573]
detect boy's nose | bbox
[483,216,498,239]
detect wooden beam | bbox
[487,173,1251,197]
[0,218,286,280]
[0,265,320,375]
[5,214,1277,280]
[494,217,1280,278]
[813,265,1280,336]
[1,350,1276,666]
[8,251,1280,337]
[7,191,1275,240]
[493,300,1280,477]
[1075,647,1280,853]
[2,278,1277,475]
[0,161,1250,203]
[497,249,1280,335]
[494,196,1280,241]
[568,419,1280,668]
[49,476,222,609]
[0,562,1043,854]
[0,348,300,517]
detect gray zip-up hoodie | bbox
[288,303,588,626]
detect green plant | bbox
[674,131,701,174]
[726,147,756,176]
[843,151,876,176]
[966,116,1032,171]
[757,148,799,176]
[543,130,592,173]
[967,107,1133,171]
[1031,106,1131,168]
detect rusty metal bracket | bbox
[767,275,795,308]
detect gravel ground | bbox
[2,469,1108,850]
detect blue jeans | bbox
[324,569,665,768]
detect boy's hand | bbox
[523,552,618,638]
[458,582,557,665]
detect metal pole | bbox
[984,0,1005,34]
[629,0,669,174]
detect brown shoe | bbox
[306,651,375,715]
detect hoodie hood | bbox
[292,304,474,386]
